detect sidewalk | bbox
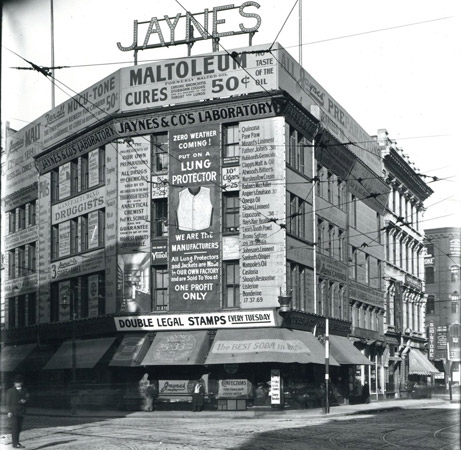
[1,397,456,420]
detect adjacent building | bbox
[1,40,434,409]
[425,227,461,386]
[378,130,438,398]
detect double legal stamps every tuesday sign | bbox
[169,125,221,312]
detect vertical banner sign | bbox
[88,274,99,317]
[239,118,286,308]
[169,125,221,312]
[270,369,281,405]
[38,174,51,323]
[428,321,435,360]
[117,137,151,252]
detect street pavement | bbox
[0,397,459,449]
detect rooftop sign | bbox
[117,2,261,52]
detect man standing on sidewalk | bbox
[6,375,29,448]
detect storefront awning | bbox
[409,349,441,375]
[109,334,150,367]
[329,335,373,365]
[141,330,210,366]
[0,344,37,372]
[43,337,116,370]
[205,328,339,366]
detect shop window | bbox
[425,266,434,284]
[8,298,16,328]
[224,261,239,308]
[223,124,239,162]
[153,133,168,173]
[80,276,89,318]
[9,210,16,234]
[152,198,168,238]
[17,295,26,328]
[223,192,239,232]
[28,293,37,326]
[50,283,59,322]
[451,265,460,283]
[153,266,168,311]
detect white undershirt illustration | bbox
[177,187,213,231]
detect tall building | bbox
[379,130,439,398]
[425,227,461,386]
[2,40,398,410]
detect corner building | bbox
[3,43,394,409]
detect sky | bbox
[2,0,460,229]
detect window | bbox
[337,179,344,209]
[17,295,26,328]
[224,261,239,308]
[8,298,16,328]
[426,295,435,314]
[452,301,459,314]
[153,133,168,172]
[350,195,357,227]
[70,219,78,254]
[350,246,358,280]
[79,210,105,252]
[328,225,334,256]
[425,266,434,284]
[223,192,239,232]
[153,266,169,311]
[28,242,36,273]
[426,243,434,256]
[8,250,16,279]
[327,171,333,203]
[9,211,16,234]
[316,164,322,197]
[317,219,324,253]
[81,153,89,190]
[17,246,26,277]
[71,159,79,194]
[50,283,59,322]
[451,266,460,283]
[288,126,296,168]
[28,293,37,326]
[338,230,345,261]
[51,169,59,202]
[28,201,36,226]
[18,205,26,230]
[223,124,239,160]
[152,198,168,238]
[365,254,370,285]
[99,146,106,183]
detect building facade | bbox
[425,227,461,386]
[378,130,438,398]
[2,42,407,410]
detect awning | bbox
[409,349,441,375]
[0,344,36,372]
[109,334,150,367]
[329,335,373,365]
[141,330,210,366]
[43,337,116,370]
[205,328,339,366]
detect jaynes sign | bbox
[117,2,261,52]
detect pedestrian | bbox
[191,379,205,412]
[361,381,370,404]
[144,382,158,411]
[6,375,29,449]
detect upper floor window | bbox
[153,266,169,311]
[152,133,168,173]
[152,198,168,238]
[223,124,239,161]
[223,192,239,233]
[224,261,239,308]
[425,266,434,284]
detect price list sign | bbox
[239,118,286,308]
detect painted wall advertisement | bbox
[168,124,221,312]
[120,44,278,112]
[88,148,100,187]
[239,117,286,308]
[117,137,151,252]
